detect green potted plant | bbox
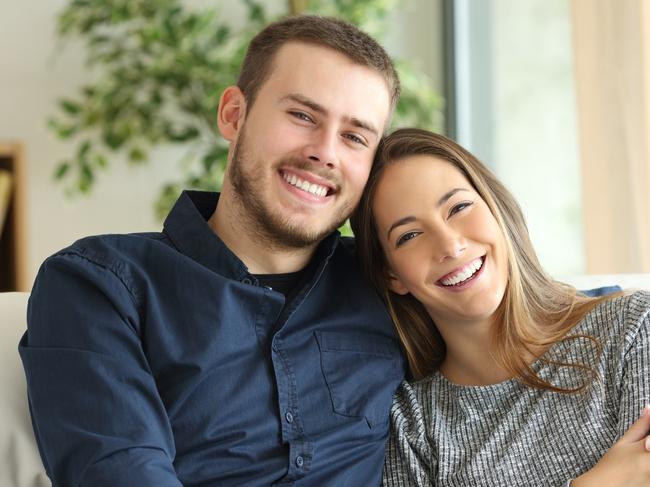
[49,0,443,222]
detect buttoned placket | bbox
[233,237,336,485]
[268,254,333,485]
[245,273,312,485]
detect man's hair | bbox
[238,15,400,113]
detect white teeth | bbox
[440,258,484,286]
[282,172,329,197]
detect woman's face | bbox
[372,154,509,327]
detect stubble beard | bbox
[228,124,352,252]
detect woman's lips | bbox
[436,255,486,290]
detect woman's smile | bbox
[436,255,486,290]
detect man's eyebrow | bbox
[386,188,470,240]
[280,93,379,138]
[348,117,379,138]
[281,93,325,114]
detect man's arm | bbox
[19,251,183,486]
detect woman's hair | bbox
[350,128,618,392]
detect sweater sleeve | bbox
[18,252,183,487]
[616,291,650,436]
[382,381,435,486]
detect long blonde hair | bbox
[351,128,617,392]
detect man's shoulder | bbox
[336,235,357,257]
[328,235,365,275]
[43,231,173,280]
[56,231,168,260]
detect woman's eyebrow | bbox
[437,188,469,207]
[387,216,417,240]
[385,188,470,240]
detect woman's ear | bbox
[217,86,247,142]
[387,271,409,295]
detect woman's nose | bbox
[432,227,467,263]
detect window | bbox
[446,0,584,276]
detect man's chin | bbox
[271,222,335,249]
[263,214,346,249]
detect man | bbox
[20,15,405,486]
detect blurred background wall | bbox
[0,0,647,290]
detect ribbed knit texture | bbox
[383,291,650,487]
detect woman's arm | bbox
[572,407,650,487]
[572,293,650,486]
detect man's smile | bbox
[279,168,337,202]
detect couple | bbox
[20,14,649,487]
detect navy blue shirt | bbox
[19,191,406,487]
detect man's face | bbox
[224,41,392,250]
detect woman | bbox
[350,128,650,486]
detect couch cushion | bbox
[561,273,650,291]
[0,292,49,486]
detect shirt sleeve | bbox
[19,252,183,487]
[616,292,650,436]
[382,382,435,487]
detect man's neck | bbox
[208,194,318,274]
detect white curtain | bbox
[570,0,650,272]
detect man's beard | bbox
[228,124,351,251]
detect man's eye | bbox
[449,201,473,218]
[290,111,314,123]
[343,133,367,146]
[396,231,420,247]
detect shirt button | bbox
[295,456,304,468]
[285,412,294,423]
[241,277,252,285]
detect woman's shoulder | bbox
[394,375,437,405]
[607,288,650,308]
[581,290,650,352]
[615,290,650,346]
[391,375,440,428]
[595,289,649,325]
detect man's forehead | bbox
[263,42,391,128]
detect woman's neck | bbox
[435,316,512,386]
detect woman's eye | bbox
[449,201,473,218]
[396,231,420,247]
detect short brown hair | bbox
[237,15,400,113]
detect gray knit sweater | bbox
[383,291,650,487]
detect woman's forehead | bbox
[376,155,471,199]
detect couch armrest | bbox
[0,292,49,486]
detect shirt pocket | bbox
[315,331,404,428]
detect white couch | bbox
[1,292,49,487]
[3,275,650,486]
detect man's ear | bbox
[387,271,409,296]
[217,86,247,142]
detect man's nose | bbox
[303,128,338,169]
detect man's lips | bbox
[279,168,337,197]
[437,255,486,287]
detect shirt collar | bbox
[163,190,341,279]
